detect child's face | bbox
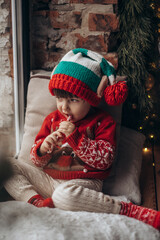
[56,96,91,122]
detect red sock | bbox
[120,202,160,231]
[28,194,54,208]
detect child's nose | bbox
[62,101,69,112]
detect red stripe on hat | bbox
[49,74,101,106]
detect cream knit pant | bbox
[4,159,121,214]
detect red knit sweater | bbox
[30,108,116,180]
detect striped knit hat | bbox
[49,48,128,106]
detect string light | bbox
[143,147,149,152]
[137,1,160,144]
[150,3,155,9]
[150,62,157,69]
[143,0,159,211]
[150,134,154,139]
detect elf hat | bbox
[49,48,128,106]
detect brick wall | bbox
[0,0,15,156]
[31,0,118,70]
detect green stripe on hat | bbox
[72,48,88,57]
[54,61,101,92]
[100,58,116,77]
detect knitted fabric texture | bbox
[28,194,54,208]
[30,109,116,180]
[120,202,160,231]
[49,48,128,106]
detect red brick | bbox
[70,0,117,4]
[73,11,82,27]
[89,13,119,32]
[33,10,49,17]
[33,39,48,51]
[49,11,60,28]
[75,33,108,53]
[104,52,118,69]
[48,52,63,65]
[49,11,82,29]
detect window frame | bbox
[11,0,30,155]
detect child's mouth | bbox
[67,115,72,121]
[62,112,73,121]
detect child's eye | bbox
[70,98,79,102]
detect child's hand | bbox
[58,121,75,138]
[39,131,63,156]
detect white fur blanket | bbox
[0,201,160,240]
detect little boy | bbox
[4,48,160,231]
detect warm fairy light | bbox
[151,62,156,67]
[148,95,151,99]
[139,126,143,130]
[150,134,154,139]
[157,12,160,18]
[143,147,149,152]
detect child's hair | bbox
[53,89,78,99]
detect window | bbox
[11,0,30,155]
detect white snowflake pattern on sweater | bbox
[76,137,115,170]
[30,139,52,168]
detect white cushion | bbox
[103,126,145,204]
[18,71,56,164]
